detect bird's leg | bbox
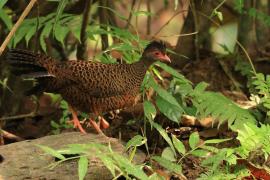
[98,116,110,129]
[69,106,86,134]
[89,118,103,134]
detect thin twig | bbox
[153,10,188,37]
[125,0,136,29]
[34,0,40,53]
[1,130,24,141]
[190,0,199,61]
[77,0,92,60]
[0,0,37,55]
[158,31,198,37]
[146,0,151,35]
[99,1,109,50]
[197,11,257,74]
[0,112,36,121]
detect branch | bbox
[1,130,24,142]
[153,10,188,37]
[76,0,93,60]
[99,1,109,51]
[0,112,36,121]
[146,0,151,35]
[125,0,136,29]
[0,0,37,55]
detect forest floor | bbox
[2,52,270,179]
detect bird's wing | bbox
[55,60,130,98]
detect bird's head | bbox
[142,41,171,64]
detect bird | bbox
[6,41,171,134]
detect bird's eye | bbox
[154,52,160,55]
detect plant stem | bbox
[77,0,92,60]
[0,0,37,55]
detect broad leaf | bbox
[78,156,88,180]
[172,135,186,155]
[156,95,183,123]
[189,132,200,150]
[37,145,65,160]
[151,122,176,155]
[125,135,147,150]
[152,156,182,175]
[143,100,156,121]
[161,147,176,162]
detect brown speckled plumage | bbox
[7,41,170,132]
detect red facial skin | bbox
[152,51,171,63]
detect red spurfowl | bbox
[7,41,171,134]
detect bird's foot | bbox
[99,116,110,129]
[89,118,103,134]
[73,117,87,134]
[68,106,87,134]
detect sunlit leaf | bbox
[172,135,186,155]
[78,156,88,180]
[189,132,200,150]
[112,153,148,180]
[204,138,231,144]
[125,135,147,150]
[37,144,65,160]
[143,100,156,121]
[161,147,176,162]
[191,149,208,157]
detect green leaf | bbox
[97,155,116,177]
[204,138,231,144]
[25,25,37,46]
[194,82,208,93]
[156,95,182,123]
[161,147,176,162]
[191,149,208,157]
[37,144,66,160]
[152,156,182,175]
[189,132,200,150]
[149,173,164,180]
[143,100,156,121]
[172,135,186,155]
[155,62,190,84]
[54,23,69,47]
[132,11,153,16]
[148,76,181,108]
[40,23,53,52]
[0,0,8,9]
[78,156,88,180]
[112,153,148,180]
[125,135,147,150]
[151,121,176,156]
[0,10,12,30]
[53,0,68,33]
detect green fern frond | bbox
[236,123,270,160]
[190,83,256,129]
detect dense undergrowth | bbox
[1,0,270,179]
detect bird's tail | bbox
[6,49,55,95]
[6,49,55,78]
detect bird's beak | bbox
[162,54,171,63]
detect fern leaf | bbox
[190,88,256,129]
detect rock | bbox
[0,132,145,180]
